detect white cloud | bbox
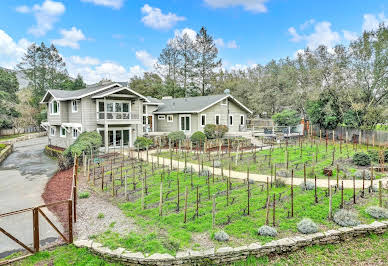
[135,50,157,69]
[52,27,86,49]
[215,38,225,47]
[288,21,340,50]
[16,0,65,37]
[362,13,388,32]
[66,56,145,84]
[300,19,315,30]
[141,4,186,30]
[81,0,124,9]
[0,29,31,69]
[227,40,238,48]
[342,30,358,42]
[204,0,268,13]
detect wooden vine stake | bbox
[265,195,270,225]
[272,193,276,226]
[353,174,356,204]
[370,166,374,191]
[184,187,188,223]
[341,180,344,209]
[141,176,145,210]
[247,168,250,215]
[196,185,199,218]
[314,175,318,203]
[159,182,163,216]
[328,184,332,220]
[212,195,216,228]
[379,180,382,207]
[291,169,294,217]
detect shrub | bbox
[297,218,318,234]
[333,209,360,227]
[214,231,229,241]
[353,152,371,166]
[365,206,388,219]
[79,192,90,199]
[272,110,300,127]
[60,131,102,170]
[354,170,371,180]
[204,124,228,139]
[258,225,277,237]
[274,178,286,188]
[190,131,206,144]
[134,136,153,150]
[168,131,186,143]
[97,213,105,219]
[300,181,315,191]
[367,150,379,162]
[204,124,217,139]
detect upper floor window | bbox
[240,115,245,125]
[72,100,78,113]
[50,100,60,115]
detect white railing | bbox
[97,112,140,121]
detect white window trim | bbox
[49,100,60,116]
[229,114,233,126]
[158,115,165,120]
[215,114,221,125]
[72,128,79,139]
[240,115,245,125]
[167,115,173,123]
[200,114,206,127]
[179,114,191,133]
[71,100,78,113]
[50,126,56,136]
[60,127,66,138]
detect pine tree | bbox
[194,26,221,96]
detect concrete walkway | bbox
[0,137,61,258]
[131,150,388,190]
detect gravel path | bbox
[75,171,138,240]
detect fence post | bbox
[33,208,39,253]
[68,200,73,243]
[73,185,77,223]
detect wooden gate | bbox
[0,199,73,265]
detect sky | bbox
[0,0,387,84]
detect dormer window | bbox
[72,100,78,112]
[50,100,60,115]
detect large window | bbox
[50,127,56,136]
[50,100,59,115]
[71,100,78,112]
[99,101,131,120]
[201,114,206,127]
[167,115,173,123]
[180,115,190,132]
[215,115,220,125]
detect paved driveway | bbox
[0,137,61,258]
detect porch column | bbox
[104,97,108,153]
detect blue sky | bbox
[0,0,387,84]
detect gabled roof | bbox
[153,94,252,114]
[40,81,121,103]
[91,86,149,101]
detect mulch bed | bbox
[41,168,73,232]
[47,145,66,152]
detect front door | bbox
[179,115,191,133]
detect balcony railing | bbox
[97,112,140,121]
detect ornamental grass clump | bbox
[366,206,388,219]
[300,181,315,191]
[333,209,360,227]
[214,231,229,242]
[297,218,318,234]
[258,225,277,237]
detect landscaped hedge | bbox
[204,124,228,139]
[44,145,64,159]
[168,131,186,144]
[59,131,102,170]
[190,131,206,144]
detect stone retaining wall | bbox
[74,220,388,265]
[0,144,13,164]
[0,132,47,145]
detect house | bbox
[40,81,252,151]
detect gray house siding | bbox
[156,114,179,132]
[81,97,97,132]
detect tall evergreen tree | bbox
[176,33,197,94]
[194,26,221,96]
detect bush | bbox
[333,209,360,227]
[60,131,102,170]
[258,225,277,237]
[190,131,206,144]
[300,181,315,191]
[272,110,300,127]
[214,231,229,241]
[365,206,388,219]
[204,124,229,139]
[79,192,90,199]
[168,131,186,143]
[134,136,153,150]
[297,218,318,234]
[367,150,379,162]
[353,152,371,166]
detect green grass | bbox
[0,133,25,141]
[79,191,90,199]
[0,143,6,151]
[157,141,385,180]
[97,213,105,219]
[87,157,387,255]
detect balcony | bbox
[97,112,141,125]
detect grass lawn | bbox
[6,231,388,265]
[156,141,386,180]
[0,143,6,152]
[86,157,387,256]
[0,133,25,141]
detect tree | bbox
[61,74,86,91]
[0,68,19,128]
[129,72,164,98]
[176,32,197,94]
[12,87,39,132]
[272,110,300,126]
[194,26,221,95]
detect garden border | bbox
[74,220,388,265]
[0,144,13,164]
[0,132,47,145]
